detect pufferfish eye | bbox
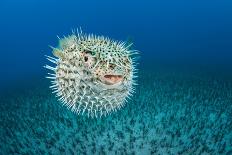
[82,52,96,68]
[84,56,88,62]
[82,50,92,62]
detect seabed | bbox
[0,68,232,154]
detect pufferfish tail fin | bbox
[125,36,140,60]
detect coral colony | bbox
[45,29,139,118]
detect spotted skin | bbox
[45,31,138,118]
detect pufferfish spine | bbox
[45,29,139,118]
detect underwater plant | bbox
[45,29,139,118]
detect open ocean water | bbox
[1,0,232,155]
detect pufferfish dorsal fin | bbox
[50,46,65,59]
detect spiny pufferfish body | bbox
[45,30,138,118]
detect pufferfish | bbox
[45,29,139,118]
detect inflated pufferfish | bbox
[45,29,139,118]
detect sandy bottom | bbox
[1,70,232,154]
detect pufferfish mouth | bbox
[100,74,124,85]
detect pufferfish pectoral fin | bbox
[52,48,64,59]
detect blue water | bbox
[1,0,232,154]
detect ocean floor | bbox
[0,69,232,155]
